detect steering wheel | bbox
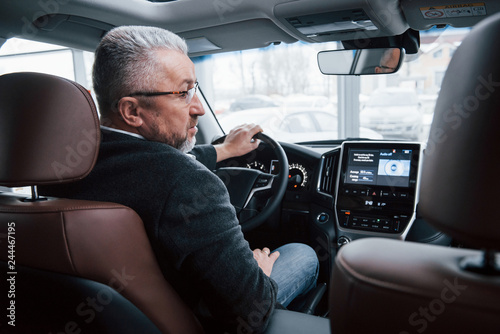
[214,132,289,232]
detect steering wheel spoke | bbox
[243,174,275,208]
[214,133,288,232]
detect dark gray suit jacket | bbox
[40,128,278,333]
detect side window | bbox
[0,48,75,79]
[0,38,94,90]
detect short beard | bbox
[178,136,196,153]
[148,119,196,153]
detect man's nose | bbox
[190,94,205,116]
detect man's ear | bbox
[117,97,144,128]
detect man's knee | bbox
[303,244,319,279]
[296,243,319,262]
[285,243,319,277]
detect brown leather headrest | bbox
[0,72,100,186]
[419,13,500,249]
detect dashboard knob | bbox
[316,212,329,224]
[337,236,350,247]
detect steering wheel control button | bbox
[255,176,271,188]
[316,213,329,224]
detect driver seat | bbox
[328,12,500,333]
[0,72,204,333]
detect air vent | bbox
[318,152,338,196]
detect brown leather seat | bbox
[0,72,204,333]
[329,13,500,334]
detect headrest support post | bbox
[21,185,47,203]
[31,185,39,201]
[460,249,500,276]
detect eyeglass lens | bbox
[186,83,198,104]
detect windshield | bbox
[366,90,419,107]
[196,26,469,143]
[0,26,469,145]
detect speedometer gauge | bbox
[288,163,308,189]
[246,161,268,173]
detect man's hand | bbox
[253,247,280,277]
[214,124,263,162]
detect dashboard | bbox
[216,139,449,281]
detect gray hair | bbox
[92,25,188,117]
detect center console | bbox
[335,141,422,239]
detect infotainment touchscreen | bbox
[345,148,412,187]
[336,142,421,234]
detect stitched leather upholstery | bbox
[329,13,500,334]
[0,72,99,186]
[0,72,203,333]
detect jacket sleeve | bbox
[157,159,278,333]
[188,144,217,170]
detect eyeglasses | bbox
[126,82,199,105]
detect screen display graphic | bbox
[345,148,412,187]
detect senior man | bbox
[41,25,319,333]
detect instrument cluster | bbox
[246,161,309,191]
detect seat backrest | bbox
[0,72,203,333]
[0,260,163,333]
[418,14,500,251]
[329,12,500,334]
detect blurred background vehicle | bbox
[360,88,423,141]
[282,95,335,111]
[219,107,382,143]
[228,94,280,111]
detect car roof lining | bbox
[0,0,499,54]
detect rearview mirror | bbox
[317,48,403,75]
